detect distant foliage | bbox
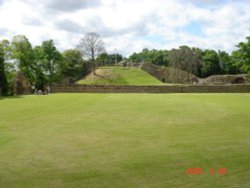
[200,49,221,77]
[60,49,92,81]
[11,35,36,82]
[129,48,169,66]
[96,53,123,65]
[128,44,247,78]
[168,46,200,76]
[0,46,8,95]
[1,33,250,95]
[232,36,250,73]
[0,41,9,95]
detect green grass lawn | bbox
[76,66,165,85]
[0,94,250,188]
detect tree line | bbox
[1,33,250,95]
[127,38,250,78]
[0,33,105,95]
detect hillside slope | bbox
[76,66,165,85]
[142,63,199,84]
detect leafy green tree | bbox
[129,48,153,63]
[77,32,105,75]
[34,69,47,90]
[11,35,35,82]
[40,40,62,88]
[148,49,169,66]
[109,53,123,65]
[128,49,168,66]
[96,53,123,65]
[96,53,109,65]
[0,43,8,95]
[0,40,15,95]
[61,49,85,80]
[200,50,221,77]
[129,52,144,63]
[32,45,48,90]
[232,36,250,73]
[218,50,240,74]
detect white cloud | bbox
[0,0,250,56]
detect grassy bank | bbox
[76,66,165,85]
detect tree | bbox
[129,52,143,63]
[167,46,201,82]
[200,50,221,77]
[192,47,203,77]
[109,53,123,65]
[40,40,62,89]
[128,49,169,66]
[11,35,35,82]
[61,49,85,80]
[0,40,15,95]
[218,50,240,74]
[147,49,169,66]
[96,52,109,65]
[77,32,105,75]
[96,52,123,66]
[232,36,250,73]
[168,46,200,75]
[32,45,46,90]
[0,42,8,95]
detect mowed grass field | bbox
[0,94,250,188]
[76,66,165,85]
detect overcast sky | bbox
[0,0,250,56]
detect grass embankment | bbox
[76,66,165,85]
[0,94,250,187]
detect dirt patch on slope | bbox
[199,74,247,85]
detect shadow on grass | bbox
[0,96,24,100]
